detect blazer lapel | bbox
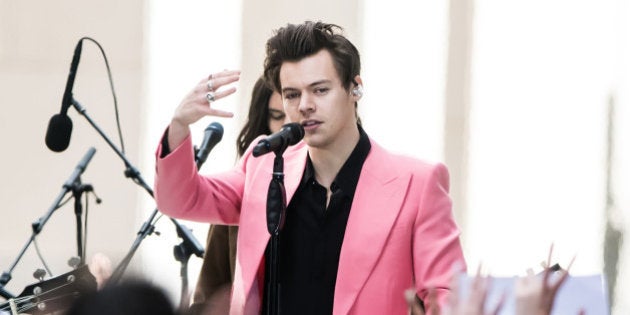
[333,142,411,315]
[236,143,308,310]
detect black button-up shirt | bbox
[266,126,371,315]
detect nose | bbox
[298,92,315,115]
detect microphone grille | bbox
[45,114,73,152]
[283,122,305,145]
[206,122,224,140]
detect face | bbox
[280,49,360,150]
[267,91,286,133]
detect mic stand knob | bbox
[33,269,46,281]
[0,272,14,300]
[68,256,81,269]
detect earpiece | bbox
[352,85,363,98]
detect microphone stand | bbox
[71,179,93,266]
[264,149,289,315]
[0,147,96,299]
[171,148,213,311]
[69,99,204,291]
[172,222,204,312]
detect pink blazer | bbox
[155,134,465,315]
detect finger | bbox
[405,289,425,315]
[207,69,241,80]
[481,276,494,311]
[207,108,234,118]
[208,74,241,92]
[489,290,506,315]
[199,70,240,88]
[550,271,569,294]
[542,264,552,287]
[565,254,577,273]
[520,268,534,287]
[515,275,526,289]
[546,243,555,269]
[551,257,576,292]
[200,87,237,105]
[426,289,441,315]
[526,268,535,277]
[195,91,237,118]
[471,266,484,293]
[470,272,489,313]
[471,263,484,290]
[209,86,237,102]
[540,260,548,270]
[448,270,461,310]
[476,263,483,277]
[554,255,577,288]
[188,103,234,120]
[481,275,492,301]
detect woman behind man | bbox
[188,76,286,314]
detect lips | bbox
[301,119,322,130]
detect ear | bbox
[351,75,364,100]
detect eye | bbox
[269,109,286,120]
[283,92,299,100]
[314,87,329,95]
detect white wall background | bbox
[1,0,628,313]
[140,0,243,301]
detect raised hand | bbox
[406,265,504,315]
[445,266,503,315]
[515,245,575,315]
[168,70,240,149]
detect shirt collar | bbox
[301,125,371,199]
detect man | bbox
[155,21,465,315]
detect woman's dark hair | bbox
[236,77,274,156]
[263,21,361,93]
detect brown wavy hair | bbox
[236,77,275,156]
[263,21,361,93]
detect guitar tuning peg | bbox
[32,269,46,281]
[68,256,81,269]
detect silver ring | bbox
[207,80,214,91]
[206,92,215,103]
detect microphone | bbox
[252,123,304,157]
[195,122,224,169]
[64,147,97,188]
[45,39,84,152]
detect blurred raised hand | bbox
[515,245,576,315]
[406,265,504,315]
